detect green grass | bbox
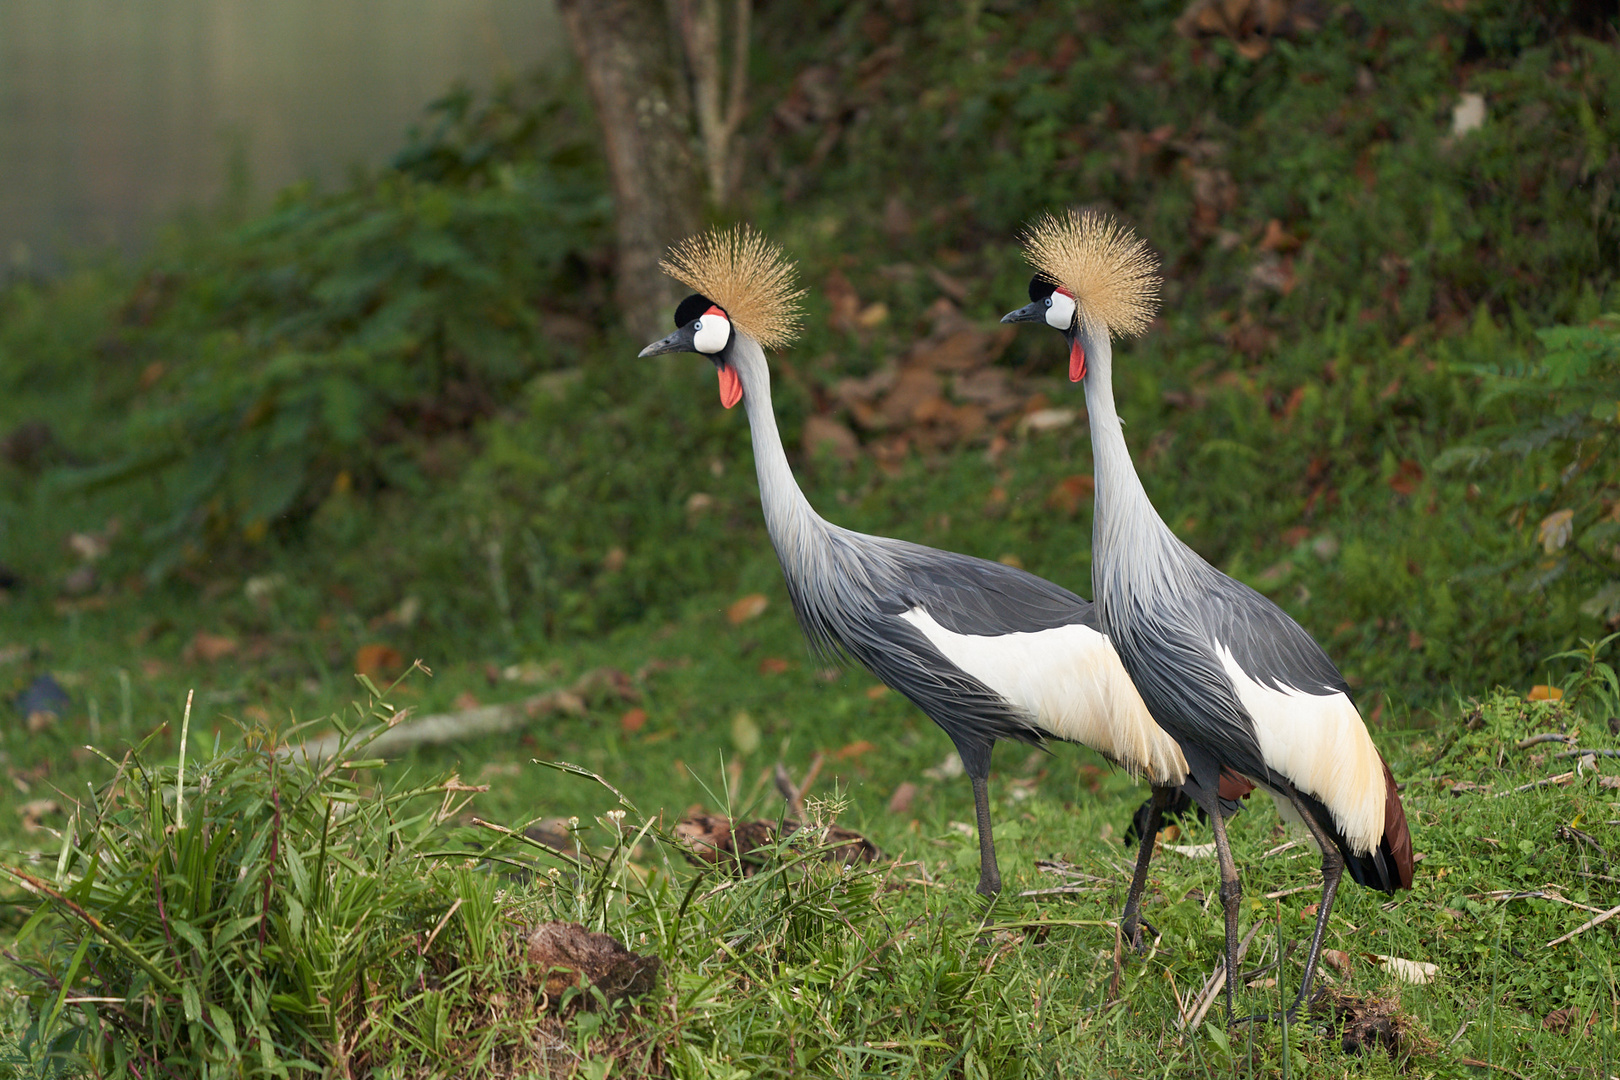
[1,646,1617,1076]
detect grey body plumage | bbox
[731,331,1091,773]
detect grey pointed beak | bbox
[638,332,686,358]
[1001,302,1044,325]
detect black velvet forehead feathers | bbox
[1027,276,1058,303]
[674,293,722,328]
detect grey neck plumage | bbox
[1079,320,1201,609]
[728,332,898,655]
[731,333,830,564]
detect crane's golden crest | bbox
[1020,210,1161,338]
[660,227,806,350]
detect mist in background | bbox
[0,0,561,273]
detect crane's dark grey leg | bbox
[1207,799,1244,1025]
[1120,785,1175,951]
[1273,784,1344,1022]
[970,774,1001,896]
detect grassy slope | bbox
[2,0,1620,1075]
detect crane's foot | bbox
[1123,918,1159,955]
[1231,987,1323,1027]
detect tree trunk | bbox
[556,0,705,342]
[672,0,752,208]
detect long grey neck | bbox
[729,334,830,570]
[1079,321,1192,606]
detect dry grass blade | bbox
[1018,209,1161,338]
[659,226,807,349]
[1177,921,1264,1031]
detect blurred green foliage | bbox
[41,77,610,579]
[1439,311,1620,626]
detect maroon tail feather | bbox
[1382,755,1414,890]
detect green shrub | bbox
[0,680,574,1077]
[52,78,609,580]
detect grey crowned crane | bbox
[1001,210,1414,1021]
[636,227,1190,898]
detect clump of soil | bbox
[525,922,660,1011]
[1312,988,1435,1059]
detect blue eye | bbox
[1044,297,1052,307]
[693,319,703,331]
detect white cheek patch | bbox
[1045,291,1076,331]
[693,313,732,354]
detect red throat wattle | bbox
[1068,339,1087,382]
[718,364,743,408]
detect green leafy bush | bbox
[54,79,610,579]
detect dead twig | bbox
[1517,733,1575,749]
[1474,889,1610,915]
[1495,771,1575,797]
[1458,1058,1532,1080]
[1177,921,1264,1032]
[773,752,824,822]
[1263,883,1318,900]
[1554,748,1620,759]
[286,680,612,761]
[1034,859,1109,883]
[1546,902,1620,948]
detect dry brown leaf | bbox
[1387,459,1424,496]
[836,740,878,761]
[1542,1006,1591,1033]
[354,643,404,681]
[801,415,859,462]
[1538,508,1575,554]
[1323,949,1354,978]
[1258,219,1302,253]
[880,369,944,427]
[17,799,59,831]
[619,707,647,734]
[856,302,889,328]
[757,657,791,675]
[1370,954,1438,985]
[1528,684,1564,702]
[1045,475,1095,516]
[727,593,769,625]
[825,269,861,333]
[184,631,239,664]
[1018,408,1077,435]
[888,781,918,814]
[673,813,881,876]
